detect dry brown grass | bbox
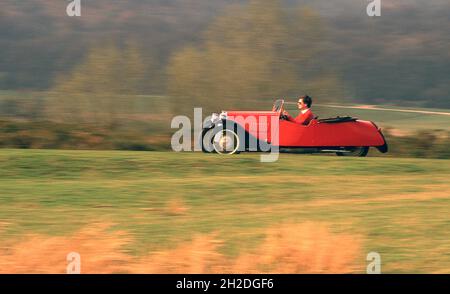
[231,222,361,273]
[0,222,10,232]
[130,234,223,273]
[0,223,130,274]
[0,222,362,273]
[165,197,189,216]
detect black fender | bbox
[200,121,215,152]
[372,123,388,153]
[202,119,269,152]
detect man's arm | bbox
[293,110,314,125]
[285,113,296,122]
[282,110,296,123]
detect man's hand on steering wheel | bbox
[280,109,290,120]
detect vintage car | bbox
[201,99,388,157]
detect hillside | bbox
[1,0,449,107]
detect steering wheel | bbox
[272,104,281,112]
[272,99,284,112]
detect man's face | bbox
[297,99,307,110]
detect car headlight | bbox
[210,111,227,125]
[211,113,219,123]
[219,111,227,120]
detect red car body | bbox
[225,110,386,147]
[202,100,388,156]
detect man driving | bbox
[282,95,315,125]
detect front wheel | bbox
[336,147,369,157]
[212,129,240,155]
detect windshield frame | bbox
[272,99,284,113]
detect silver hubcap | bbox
[213,130,239,154]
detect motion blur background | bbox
[0,0,449,156]
[1,0,450,274]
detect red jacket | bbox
[287,109,315,125]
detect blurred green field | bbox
[0,149,449,273]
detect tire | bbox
[336,147,369,157]
[212,129,240,155]
[201,128,215,153]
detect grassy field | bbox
[0,149,449,273]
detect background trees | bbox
[48,41,157,125]
[167,0,345,114]
[2,0,449,108]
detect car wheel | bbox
[201,128,215,153]
[336,147,369,157]
[212,129,240,155]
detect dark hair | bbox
[300,95,312,108]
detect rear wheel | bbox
[336,147,369,157]
[212,129,240,155]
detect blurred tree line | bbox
[2,0,449,108]
[45,0,344,122]
[168,0,345,114]
[48,41,162,126]
[0,0,449,157]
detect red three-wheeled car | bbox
[201,99,388,157]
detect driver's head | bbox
[298,95,312,110]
